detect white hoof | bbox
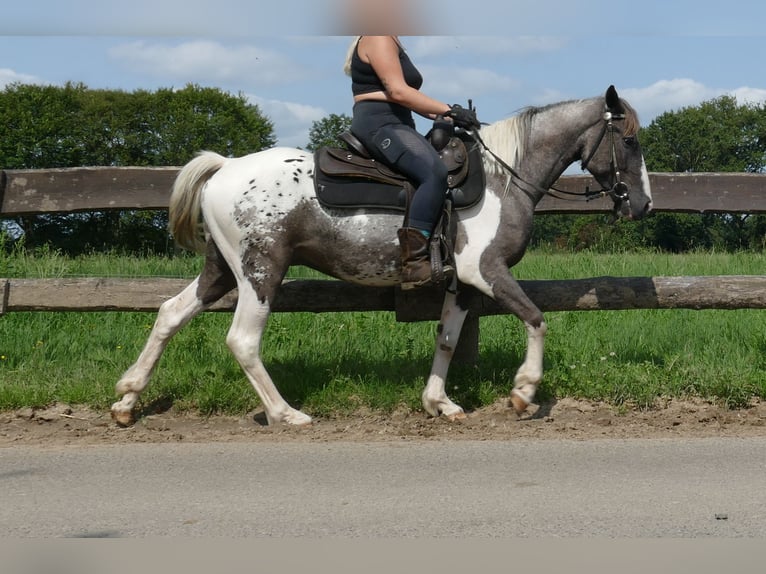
[444,408,467,422]
[422,392,465,420]
[110,404,135,427]
[510,387,535,415]
[270,409,313,427]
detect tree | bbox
[638,96,766,251]
[640,95,766,173]
[306,113,352,151]
[0,83,277,254]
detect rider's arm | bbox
[360,36,451,119]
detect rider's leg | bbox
[369,124,449,289]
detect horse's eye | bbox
[623,136,637,147]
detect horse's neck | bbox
[488,100,598,203]
[531,104,599,192]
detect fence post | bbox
[0,280,9,317]
[453,312,479,364]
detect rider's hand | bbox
[445,104,481,131]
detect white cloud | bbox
[0,68,43,88]
[623,79,766,123]
[730,86,766,105]
[109,41,305,88]
[409,36,567,59]
[249,95,326,149]
[419,65,518,100]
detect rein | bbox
[470,108,630,208]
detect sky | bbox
[2,0,766,151]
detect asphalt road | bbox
[2,437,765,537]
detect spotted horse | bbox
[112,86,652,426]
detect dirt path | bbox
[2,397,766,446]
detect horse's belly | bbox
[294,221,402,287]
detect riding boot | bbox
[397,227,434,290]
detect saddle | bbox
[313,126,486,212]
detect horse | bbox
[111,85,652,427]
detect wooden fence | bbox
[2,167,765,359]
[3,168,766,215]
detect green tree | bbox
[638,96,766,251]
[306,113,352,151]
[641,95,766,173]
[0,83,276,254]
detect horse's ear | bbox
[605,85,623,112]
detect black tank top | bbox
[351,37,423,96]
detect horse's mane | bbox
[478,110,534,176]
[478,97,640,176]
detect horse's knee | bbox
[226,330,262,362]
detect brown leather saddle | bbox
[313,128,486,212]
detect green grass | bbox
[1,247,765,414]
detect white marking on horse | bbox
[640,157,653,206]
[511,321,548,407]
[454,192,502,297]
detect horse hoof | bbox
[111,408,135,427]
[278,411,313,427]
[445,410,467,422]
[509,392,529,415]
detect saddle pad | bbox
[314,133,486,212]
[314,165,411,211]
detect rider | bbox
[344,35,480,289]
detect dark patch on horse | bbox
[196,240,236,305]
[293,177,300,184]
[284,158,304,163]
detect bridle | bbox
[470,106,632,214]
[579,109,631,214]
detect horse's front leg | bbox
[422,283,469,420]
[509,320,547,414]
[485,267,547,415]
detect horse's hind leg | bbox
[226,279,312,426]
[421,285,469,420]
[111,242,235,426]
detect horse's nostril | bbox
[644,201,653,215]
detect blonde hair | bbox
[343,36,362,76]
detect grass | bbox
[1,246,765,415]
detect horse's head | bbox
[580,85,653,220]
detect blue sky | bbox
[2,1,766,150]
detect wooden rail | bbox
[4,276,766,316]
[2,168,766,216]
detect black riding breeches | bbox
[351,101,448,232]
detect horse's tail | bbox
[169,151,228,253]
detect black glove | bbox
[445,104,481,131]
